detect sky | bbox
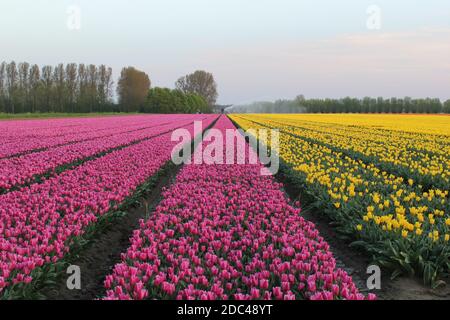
[1,0,449,104]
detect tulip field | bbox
[0,113,379,301]
[0,114,218,299]
[103,116,371,300]
[4,112,448,300]
[230,114,450,286]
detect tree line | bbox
[298,96,450,114]
[0,61,220,114]
[0,61,114,113]
[230,96,450,114]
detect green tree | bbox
[443,100,450,114]
[117,67,151,112]
[175,70,217,108]
[144,87,209,114]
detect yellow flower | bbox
[334,202,341,209]
[356,225,363,231]
[401,230,408,238]
[373,194,380,204]
[416,229,423,236]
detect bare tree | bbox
[6,61,18,113]
[175,70,218,107]
[29,64,40,113]
[41,65,53,113]
[53,63,66,112]
[77,64,88,112]
[0,62,6,112]
[65,63,77,113]
[87,64,98,112]
[105,66,113,105]
[18,62,30,112]
[97,65,113,111]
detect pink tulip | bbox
[98,115,372,301]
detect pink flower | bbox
[95,115,371,301]
[260,279,269,290]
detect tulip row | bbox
[103,115,372,300]
[0,115,161,142]
[0,115,181,158]
[240,114,450,190]
[230,114,450,285]
[0,115,218,298]
[0,115,207,193]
